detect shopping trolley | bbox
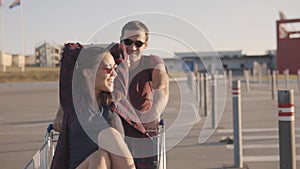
[146,119,167,169]
[156,119,167,169]
[23,120,166,169]
[23,124,58,169]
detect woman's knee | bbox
[98,127,123,145]
[85,149,111,169]
[97,127,131,157]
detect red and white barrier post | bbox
[278,90,296,169]
[232,80,243,168]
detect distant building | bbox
[163,57,183,72]
[221,54,275,76]
[175,50,243,74]
[1,52,34,68]
[25,55,36,66]
[0,51,12,67]
[35,42,63,67]
[164,50,276,76]
[12,54,25,67]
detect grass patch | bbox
[0,66,59,83]
[1,66,298,83]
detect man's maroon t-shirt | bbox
[128,55,165,114]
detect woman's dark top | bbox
[68,105,123,169]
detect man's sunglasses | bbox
[99,64,118,74]
[122,39,145,48]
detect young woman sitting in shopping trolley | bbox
[51,43,149,169]
[51,41,167,169]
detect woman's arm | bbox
[52,105,63,132]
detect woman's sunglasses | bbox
[99,64,118,74]
[122,39,145,48]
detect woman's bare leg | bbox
[76,127,135,169]
[76,149,111,169]
[98,127,136,169]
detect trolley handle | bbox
[47,124,54,133]
[146,119,165,136]
[159,119,165,126]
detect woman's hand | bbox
[52,106,63,132]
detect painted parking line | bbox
[0,131,44,135]
[217,127,300,134]
[221,134,300,141]
[243,155,300,162]
[226,144,300,149]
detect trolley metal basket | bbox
[23,119,166,169]
[23,124,58,169]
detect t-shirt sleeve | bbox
[147,55,168,74]
[148,54,165,67]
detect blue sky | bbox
[1,0,300,56]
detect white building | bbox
[12,54,25,67]
[0,51,12,67]
[35,42,63,67]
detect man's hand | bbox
[143,118,160,131]
[52,106,63,132]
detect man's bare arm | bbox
[140,64,169,129]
